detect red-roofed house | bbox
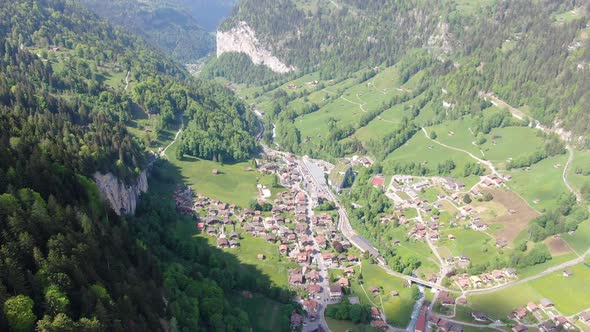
[372,175,385,188]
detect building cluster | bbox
[509,298,577,331]
[453,268,517,289]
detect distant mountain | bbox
[215,0,590,140]
[80,0,236,63]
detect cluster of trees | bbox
[507,135,566,169]
[367,119,418,160]
[325,302,372,324]
[528,193,588,242]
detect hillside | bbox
[214,0,590,141]
[0,1,292,331]
[79,0,236,63]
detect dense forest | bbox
[217,0,590,140]
[0,0,289,331]
[79,0,212,63]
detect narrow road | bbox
[124,70,130,91]
[421,127,500,176]
[563,145,582,201]
[161,118,183,158]
[485,93,583,201]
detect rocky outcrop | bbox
[426,21,456,58]
[94,170,148,215]
[217,21,296,74]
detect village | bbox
[171,149,590,332]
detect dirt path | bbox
[124,70,130,91]
[161,118,183,158]
[563,145,582,201]
[421,127,500,176]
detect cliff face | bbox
[94,170,148,215]
[217,21,296,73]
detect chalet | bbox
[513,307,527,320]
[371,306,381,320]
[322,253,335,264]
[297,252,309,264]
[457,297,467,305]
[492,270,505,280]
[329,284,343,298]
[307,270,320,283]
[413,180,429,190]
[266,235,277,243]
[512,325,528,332]
[228,231,239,239]
[444,177,465,190]
[579,311,590,323]
[338,277,350,287]
[290,311,303,330]
[307,284,322,295]
[371,320,388,330]
[347,255,359,262]
[196,222,205,230]
[257,254,265,260]
[527,302,538,312]
[471,188,482,196]
[217,238,229,248]
[372,175,386,188]
[206,227,217,235]
[407,190,419,200]
[369,286,380,294]
[303,300,319,319]
[562,269,573,277]
[539,320,557,332]
[469,275,482,287]
[471,221,488,231]
[472,311,488,322]
[229,239,239,248]
[554,316,572,329]
[457,277,470,288]
[448,234,456,240]
[540,298,554,308]
[448,325,464,332]
[343,267,355,276]
[505,268,517,278]
[439,291,455,305]
[288,274,304,285]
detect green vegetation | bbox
[469,263,590,318]
[168,142,280,207]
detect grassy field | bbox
[563,219,590,254]
[438,228,500,266]
[167,141,281,207]
[201,234,298,289]
[384,131,480,179]
[506,154,569,212]
[325,317,378,332]
[481,127,545,167]
[567,149,590,197]
[350,260,416,328]
[468,263,590,319]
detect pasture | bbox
[350,260,416,328]
[505,154,569,212]
[438,229,499,266]
[384,131,479,179]
[562,219,590,254]
[567,149,590,197]
[168,141,281,207]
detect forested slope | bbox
[0,1,290,331]
[217,0,590,141]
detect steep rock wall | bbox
[94,170,148,215]
[216,21,296,73]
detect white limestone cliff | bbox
[94,170,148,215]
[217,21,296,74]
